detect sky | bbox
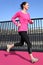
[0,0,43,21]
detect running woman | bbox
[7,2,38,63]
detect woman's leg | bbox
[19,31,38,63]
[14,37,24,46]
[7,31,38,63]
[7,32,24,52]
[14,32,24,46]
[19,32,32,53]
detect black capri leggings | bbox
[14,31,32,54]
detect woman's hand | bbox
[18,22,21,27]
[32,20,34,23]
[29,20,34,24]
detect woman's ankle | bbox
[29,53,34,59]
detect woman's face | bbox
[23,3,29,10]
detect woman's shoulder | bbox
[16,11,21,14]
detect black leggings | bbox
[14,31,32,54]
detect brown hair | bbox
[20,2,27,9]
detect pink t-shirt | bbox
[11,11,33,32]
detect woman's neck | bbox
[21,8,27,14]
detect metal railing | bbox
[0,18,43,51]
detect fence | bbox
[0,18,43,51]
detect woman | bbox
[7,2,38,63]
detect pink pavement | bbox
[0,50,43,65]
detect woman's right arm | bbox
[11,12,20,26]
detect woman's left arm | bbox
[28,13,33,24]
